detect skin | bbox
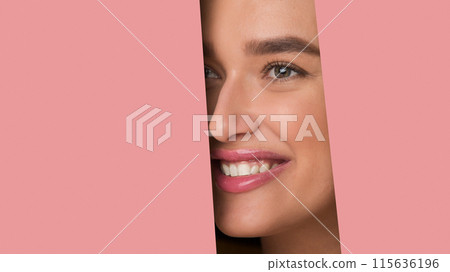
[201,0,341,253]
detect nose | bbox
[208,75,260,143]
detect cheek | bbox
[264,102,328,145]
[279,99,334,210]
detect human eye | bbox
[262,61,309,81]
[204,65,221,79]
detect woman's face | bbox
[202,0,336,238]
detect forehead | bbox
[201,0,318,46]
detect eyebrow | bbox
[245,36,320,56]
[202,36,320,59]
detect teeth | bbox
[259,163,270,173]
[237,163,250,176]
[229,164,238,177]
[250,165,259,175]
[220,164,230,176]
[219,161,282,176]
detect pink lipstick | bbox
[211,149,291,193]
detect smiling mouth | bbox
[211,149,291,193]
[219,159,285,177]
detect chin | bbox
[214,205,285,238]
[215,217,271,238]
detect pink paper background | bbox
[315,0,450,253]
[0,0,215,253]
[1,0,449,254]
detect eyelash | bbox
[262,61,309,82]
[204,61,309,82]
[204,65,221,79]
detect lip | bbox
[211,149,289,162]
[211,149,291,193]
